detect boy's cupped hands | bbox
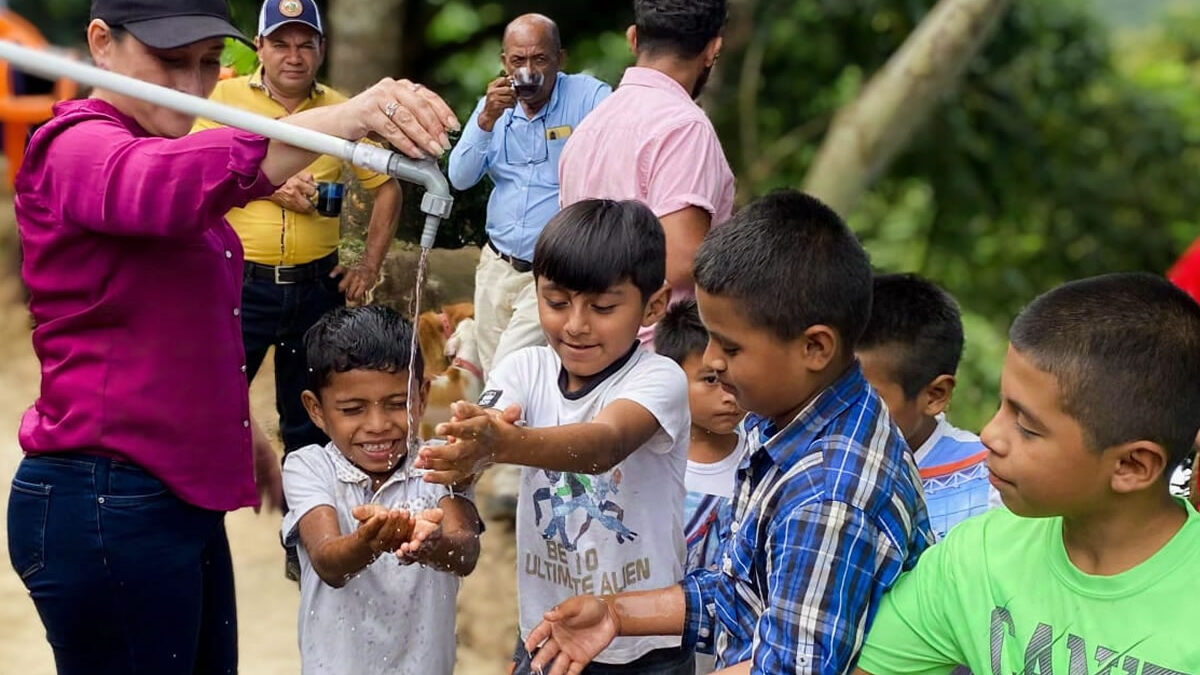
[351,504,445,562]
[416,401,524,485]
[397,508,445,565]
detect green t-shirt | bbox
[857,501,1200,675]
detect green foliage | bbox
[705,0,1200,427]
[226,0,263,37]
[426,0,504,46]
[221,38,260,76]
[1095,0,1175,28]
[9,0,89,46]
[878,1,1197,318]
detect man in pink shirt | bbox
[558,0,733,350]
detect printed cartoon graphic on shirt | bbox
[989,608,1191,675]
[524,468,654,596]
[532,469,636,550]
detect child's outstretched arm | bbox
[416,399,663,485]
[396,496,481,576]
[525,586,687,675]
[297,505,415,588]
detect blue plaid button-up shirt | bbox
[680,364,934,674]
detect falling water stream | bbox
[406,247,430,466]
[404,247,456,502]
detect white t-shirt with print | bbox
[281,442,461,675]
[485,345,691,664]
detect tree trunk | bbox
[802,0,1010,216]
[327,0,407,96]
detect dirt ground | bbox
[0,232,518,673]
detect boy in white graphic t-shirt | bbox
[417,199,694,674]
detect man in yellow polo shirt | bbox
[194,0,401,574]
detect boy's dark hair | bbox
[634,0,727,58]
[1010,272,1200,470]
[656,299,708,366]
[693,189,872,348]
[858,273,965,399]
[305,305,423,392]
[533,199,666,302]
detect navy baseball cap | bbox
[90,0,251,49]
[258,0,324,38]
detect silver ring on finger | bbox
[384,101,399,119]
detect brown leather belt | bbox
[487,240,532,274]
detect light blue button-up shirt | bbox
[448,72,611,262]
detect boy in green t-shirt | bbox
[854,272,1200,675]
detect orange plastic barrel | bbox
[0,10,78,188]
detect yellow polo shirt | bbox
[193,68,391,266]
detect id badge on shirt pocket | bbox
[545,125,572,141]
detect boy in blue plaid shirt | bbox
[523,190,935,675]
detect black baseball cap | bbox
[91,0,251,50]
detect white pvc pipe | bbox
[0,39,452,246]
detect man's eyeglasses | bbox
[503,116,548,166]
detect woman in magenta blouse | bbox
[5,0,457,672]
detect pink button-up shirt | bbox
[17,99,277,511]
[558,67,734,348]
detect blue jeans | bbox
[513,636,695,675]
[241,266,343,454]
[6,454,237,674]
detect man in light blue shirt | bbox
[449,13,610,374]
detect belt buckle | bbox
[273,265,296,285]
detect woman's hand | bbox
[265,80,460,185]
[345,78,460,159]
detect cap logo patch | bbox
[279,0,304,18]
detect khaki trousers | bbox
[474,245,545,374]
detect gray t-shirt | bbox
[282,442,460,675]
